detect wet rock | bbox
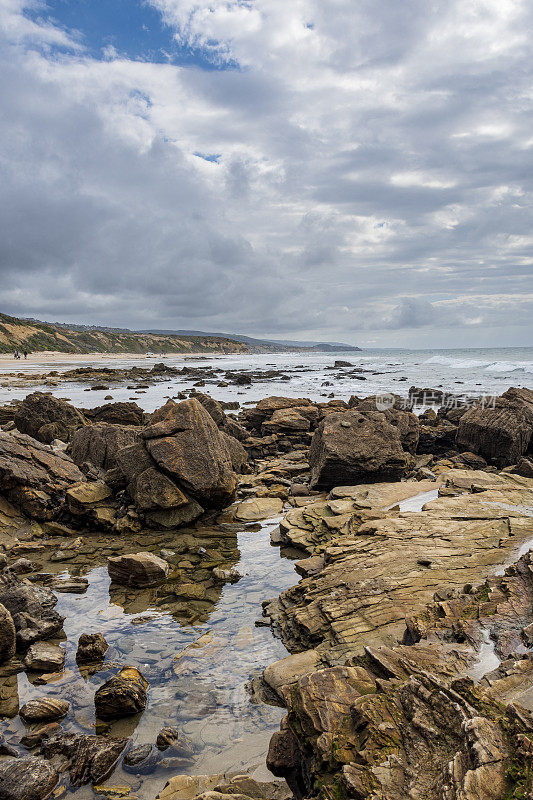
[76,632,109,664]
[14,392,86,444]
[19,697,69,722]
[456,387,533,467]
[20,722,62,749]
[0,602,16,663]
[85,401,144,426]
[309,410,410,489]
[156,727,179,751]
[122,743,160,774]
[0,571,64,649]
[144,398,236,508]
[70,423,140,471]
[0,756,58,800]
[108,552,169,588]
[94,666,148,719]
[233,497,284,522]
[212,566,241,583]
[24,642,65,672]
[40,732,127,786]
[0,430,85,519]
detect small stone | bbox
[76,633,108,664]
[19,698,69,722]
[24,642,65,672]
[95,666,148,720]
[107,553,169,588]
[156,726,180,751]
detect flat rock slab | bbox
[233,497,284,522]
[266,470,533,664]
[24,642,65,672]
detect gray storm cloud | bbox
[0,0,531,346]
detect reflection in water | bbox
[1,518,298,798]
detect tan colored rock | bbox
[108,552,169,588]
[66,480,112,514]
[233,497,284,522]
[309,411,410,489]
[144,399,236,508]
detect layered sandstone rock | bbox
[0,431,85,519]
[457,387,533,466]
[265,470,533,664]
[309,411,410,489]
[143,398,236,508]
[14,392,86,444]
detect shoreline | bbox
[0,350,230,367]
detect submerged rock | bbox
[122,743,160,774]
[0,756,58,800]
[94,666,148,719]
[107,552,169,588]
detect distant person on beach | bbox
[23,350,27,359]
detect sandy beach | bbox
[0,350,214,368]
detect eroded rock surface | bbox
[14,392,86,444]
[0,431,85,519]
[265,470,533,664]
[309,411,411,489]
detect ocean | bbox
[0,346,531,411]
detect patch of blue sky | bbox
[23,0,238,70]
[194,152,222,163]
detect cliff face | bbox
[0,313,249,354]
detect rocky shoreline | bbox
[0,380,531,799]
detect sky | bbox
[0,0,531,347]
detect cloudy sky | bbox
[0,0,531,347]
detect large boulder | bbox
[309,411,410,488]
[40,732,127,786]
[456,387,533,467]
[115,442,203,523]
[0,430,85,519]
[143,398,236,507]
[108,552,169,588]
[0,571,64,649]
[84,401,143,426]
[240,396,311,432]
[14,392,86,444]
[0,757,58,800]
[69,423,140,471]
[0,603,15,664]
